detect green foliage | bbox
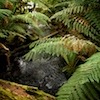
[0,9,12,19]
[57,52,100,100]
[24,36,97,73]
[51,0,100,43]
[0,32,7,38]
[0,0,50,42]
[0,0,100,98]
[32,11,50,26]
[13,12,50,35]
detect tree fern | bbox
[0,0,51,43]
[51,0,100,43]
[24,36,97,73]
[11,13,43,36]
[57,52,100,100]
[24,37,74,62]
[11,12,50,36]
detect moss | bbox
[0,87,34,100]
[0,87,16,100]
[0,79,55,100]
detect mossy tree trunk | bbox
[0,79,55,100]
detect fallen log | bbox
[0,79,55,100]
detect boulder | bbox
[11,56,67,95]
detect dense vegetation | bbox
[0,0,100,100]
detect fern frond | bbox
[24,38,74,63]
[12,13,33,23]
[0,9,12,19]
[64,6,84,14]
[10,24,26,34]
[72,16,100,41]
[6,30,26,39]
[54,1,69,8]
[32,11,50,26]
[51,9,100,42]
[29,37,62,48]
[0,32,7,38]
[24,36,97,73]
[51,0,100,43]
[12,13,44,36]
[51,5,85,20]
[85,10,100,31]
[57,52,100,100]
[61,36,97,56]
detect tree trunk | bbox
[0,79,55,100]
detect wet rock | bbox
[11,56,67,95]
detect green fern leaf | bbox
[32,11,50,26]
[24,36,97,60]
[0,9,12,19]
[24,36,97,74]
[12,13,44,36]
[0,32,7,38]
[51,0,100,43]
[57,52,100,100]
[29,37,61,48]
[10,24,26,34]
